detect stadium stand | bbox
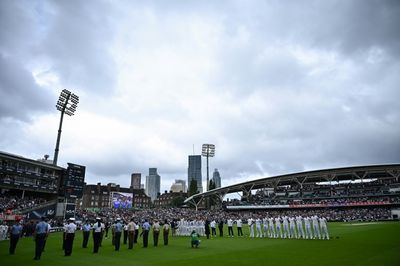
[1,155,399,240]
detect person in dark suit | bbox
[123,221,128,245]
[218,220,224,237]
[205,219,211,239]
[171,220,176,237]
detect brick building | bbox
[78,182,152,209]
[154,191,187,208]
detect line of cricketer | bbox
[217,215,330,240]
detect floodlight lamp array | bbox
[55,89,79,116]
[202,144,215,157]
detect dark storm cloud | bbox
[0,0,399,189]
[220,0,400,56]
[0,55,52,120]
[211,1,400,178]
[307,0,400,56]
[0,0,117,106]
[38,0,117,94]
[0,1,52,121]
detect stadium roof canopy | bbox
[184,164,400,208]
[0,151,64,170]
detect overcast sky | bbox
[1,0,399,193]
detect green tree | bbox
[189,179,198,196]
[171,196,185,207]
[209,180,216,190]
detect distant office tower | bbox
[212,168,221,188]
[145,168,160,201]
[131,173,141,189]
[188,155,202,193]
[170,179,187,193]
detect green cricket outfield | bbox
[1,222,399,266]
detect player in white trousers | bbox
[255,218,262,238]
[319,217,330,240]
[304,216,313,239]
[275,217,282,238]
[289,217,297,239]
[296,216,305,239]
[236,218,243,237]
[268,217,275,238]
[282,216,290,238]
[312,215,321,239]
[227,218,234,237]
[262,217,269,237]
[199,220,205,236]
[0,222,8,240]
[248,218,255,238]
[210,220,217,237]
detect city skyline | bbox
[0,1,399,193]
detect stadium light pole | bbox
[53,89,79,166]
[202,144,215,191]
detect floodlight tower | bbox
[202,144,215,191]
[53,89,79,165]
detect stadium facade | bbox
[0,151,85,220]
[185,164,400,216]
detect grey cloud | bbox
[0,55,52,121]
[208,76,400,180]
[0,0,118,119]
[1,0,399,190]
[37,0,117,95]
[214,44,308,93]
[250,0,400,57]
[0,1,39,55]
[309,0,400,56]
[0,1,52,121]
[197,1,400,59]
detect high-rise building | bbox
[131,173,141,189]
[145,168,160,201]
[188,155,202,193]
[212,168,221,188]
[170,179,186,193]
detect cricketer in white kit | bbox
[304,216,313,239]
[319,217,329,240]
